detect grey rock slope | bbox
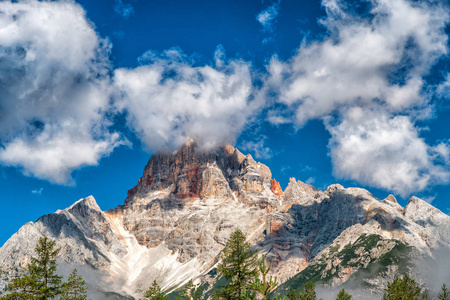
[0,141,449,298]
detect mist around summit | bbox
[1,141,450,299]
[1,0,450,299]
[0,0,449,199]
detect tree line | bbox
[2,231,449,300]
[145,228,450,300]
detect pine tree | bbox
[28,236,63,300]
[3,274,37,299]
[215,228,258,300]
[273,295,289,300]
[251,255,278,300]
[335,289,352,300]
[286,289,297,300]
[144,280,168,300]
[439,283,450,300]
[176,280,202,300]
[241,288,256,300]
[60,269,87,300]
[297,282,322,300]
[382,275,422,300]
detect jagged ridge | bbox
[0,141,449,299]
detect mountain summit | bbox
[1,141,449,299]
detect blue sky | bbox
[0,0,449,246]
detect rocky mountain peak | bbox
[271,179,283,200]
[283,177,323,205]
[125,140,279,209]
[384,194,398,204]
[324,183,344,196]
[404,196,446,222]
[2,141,450,300]
[68,196,102,212]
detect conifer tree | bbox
[215,228,258,300]
[3,274,37,299]
[176,280,202,300]
[382,275,422,300]
[28,236,62,300]
[251,255,278,300]
[144,280,168,300]
[286,289,297,300]
[439,283,450,300]
[60,269,87,300]
[335,289,352,300]
[297,282,322,300]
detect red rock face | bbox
[121,140,281,262]
[126,141,242,200]
[175,165,200,198]
[125,140,279,208]
[271,179,283,199]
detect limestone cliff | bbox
[0,141,449,299]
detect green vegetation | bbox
[214,228,258,300]
[273,234,412,297]
[144,280,168,300]
[297,282,322,300]
[2,274,36,299]
[335,289,352,300]
[61,269,87,300]
[0,236,88,300]
[251,255,278,300]
[28,236,63,299]
[176,280,202,300]
[439,284,450,300]
[7,232,450,300]
[382,274,422,300]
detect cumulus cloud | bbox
[267,0,449,123]
[265,0,450,195]
[0,0,126,184]
[114,0,134,20]
[114,46,261,151]
[257,1,280,32]
[326,110,450,197]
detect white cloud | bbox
[326,110,450,197]
[114,0,134,20]
[114,47,261,151]
[0,125,124,184]
[437,73,450,99]
[305,177,315,185]
[267,0,448,124]
[257,1,280,32]
[0,0,125,184]
[240,137,273,159]
[264,0,450,196]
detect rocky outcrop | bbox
[282,177,323,206]
[126,140,278,208]
[1,141,450,299]
[271,179,283,200]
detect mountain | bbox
[1,140,449,299]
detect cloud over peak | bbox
[114,47,260,151]
[1,0,449,199]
